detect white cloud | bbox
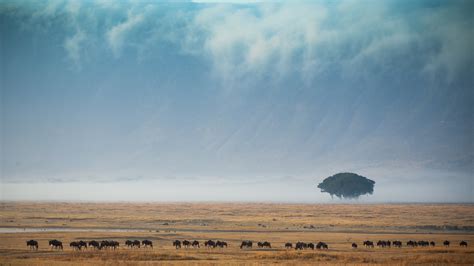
[16,1,473,82]
[95,0,121,10]
[190,3,327,82]
[421,7,474,82]
[65,0,81,16]
[106,11,145,57]
[64,29,86,68]
[41,0,63,17]
[192,0,268,3]
[188,1,473,84]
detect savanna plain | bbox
[0,202,473,265]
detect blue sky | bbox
[1,0,473,202]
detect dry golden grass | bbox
[2,202,473,232]
[0,202,473,265]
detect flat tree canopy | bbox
[317,172,375,199]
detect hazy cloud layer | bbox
[4,1,471,82]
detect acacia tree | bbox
[317,172,375,199]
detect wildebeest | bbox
[173,240,182,249]
[104,240,120,250]
[307,243,314,250]
[295,242,307,250]
[26,240,38,250]
[49,240,63,250]
[132,240,140,248]
[111,241,120,249]
[407,240,417,247]
[125,240,133,248]
[393,241,402,248]
[192,240,200,248]
[285,243,292,249]
[100,240,119,250]
[363,241,374,248]
[377,240,391,248]
[240,241,252,249]
[430,241,435,247]
[88,240,100,250]
[78,241,87,250]
[257,241,271,248]
[417,240,429,247]
[182,240,191,248]
[443,240,450,247]
[70,241,81,251]
[316,242,328,249]
[205,240,216,248]
[142,240,153,248]
[216,241,228,248]
[352,243,358,249]
[460,241,468,247]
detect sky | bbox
[1,0,473,202]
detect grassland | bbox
[0,202,473,265]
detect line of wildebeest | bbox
[25,239,468,251]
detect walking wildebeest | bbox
[443,240,450,247]
[460,241,468,247]
[393,241,402,248]
[142,240,153,248]
[49,240,63,250]
[78,241,87,250]
[407,240,417,247]
[363,241,374,248]
[430,241,435,247]
[100,241,109,250]
[216,241,228,248]
[307,243,314,250]
[316,242,328,249]
[352,243,358,249]
[240,241,252,249]
[295,242,307,250]
[100,240,119,250]
[132,240,140,248]
[285,243,292,249]
[125,240,133,248]
[98,241,106,250]
[205,240,216,248]
[26,240,38,250]
[88,240,100,250]
[377,240,391,248]
[183,240,191,248]
[173,240,182,249]
[111,240,120,249]
[70,241,81,251]
[192,240,200,248]
[418,240,429,247]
